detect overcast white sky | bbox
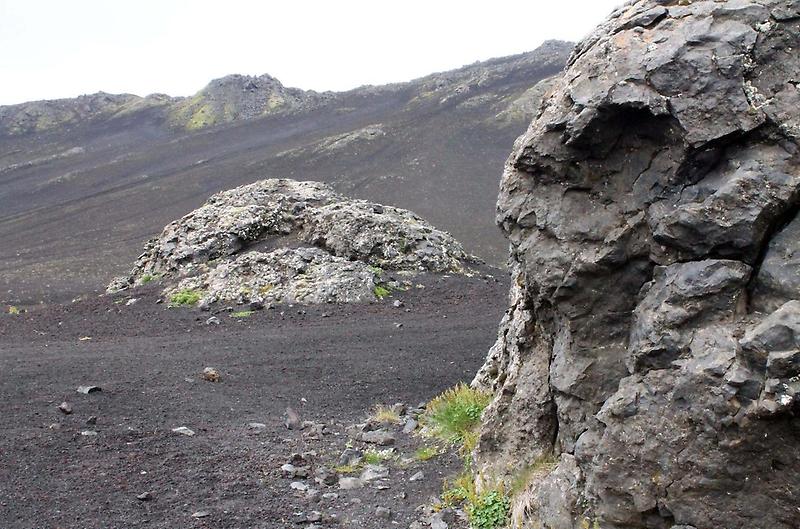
[0,0,623,105]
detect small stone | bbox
[205,316,221,325]
[375,507,392,519]
[394,322,403,328]
[136,491,152,501]
[249,300,264,311]
[201,367,220,382]
[338,448,364,466]
[285,407,301,430]
[306,488,321,503]
[360,465,389,482]
[321,492,339,501]
[338,477,364,490]
[281,463,298,477]
[315,467,338,486]
[86,416,97,425]
[247,422,267,430]
[392,300,404,308]
[197,299,211,311]
[80,430,97,436]
[58,402,73,414]
[431,508,456,529]
[290,481,309,492]
[191,510,211,518]
[289,452,313,466]
[172,426,195,436]
[77,385,101,394]
[430,516,448,529]
[409,471,425,482]
[307,511,322,522]
[361,430,396,446]
[402,418,418,434]
[125,298,138,306]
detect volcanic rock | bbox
[108,179,476,306]
[473,1,800,528]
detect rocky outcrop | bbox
[108,178,476,305]
[0,92,171,136]
[166,74,333,130]
[474,1,800,528]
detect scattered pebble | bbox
[201,367,220,382]
[191,510,211,518]
[290,481,309,492]
[80,430,97,436]
[338,477,364,490]
[205,316,221,325]
[58,402,73,415]
[410,471,425,482]
[338,448,363,466]
[76,385,101,394]
[361,430,396,446]
[360,465,389,482]
[86,416,97,425]
[392,300,404,308]
[376,506,392,519]
[402,418,418,434]
[285,407,301,430]
[136,491,152,501]
[172,426,195,436]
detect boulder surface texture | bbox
[109,178,474,304]
[473,1,800,528]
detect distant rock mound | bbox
[166,74,332,130]
[474,1,800,528]
[108,178,476,304]
[0,92,170,136]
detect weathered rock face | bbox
[108,178,475,304]
[474,1,800,528]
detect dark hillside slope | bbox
[0,41,571,304]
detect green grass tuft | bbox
[169,289,203,306]
[370,404,402,424]
[7,306,21,315]
[414,445,440,462]
[333,464,360,474]
[363,448,393,465]
[231,310,254,318]
[422,383,491,448]
[373,285,392,299]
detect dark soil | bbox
[0,269,508,528]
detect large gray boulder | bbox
[474,1,800,528]
[108,178,476,304]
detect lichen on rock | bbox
[473,1,800,528]
[108,178,476,305]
